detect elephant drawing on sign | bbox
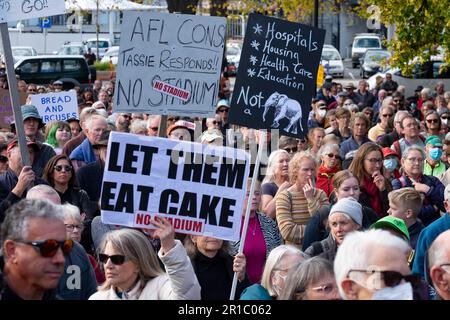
[262,92,304,134]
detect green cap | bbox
[425,135,443,147]
[371,216,410,241]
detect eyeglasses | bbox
[15,239,73,257]
[218,109,229,113]
[426,119,439,123]
[441,116,450,120]
[54,165,72,172]
[65,224,84,231]
[121,114,131,119]
[298,139,307,143]
[212,121,220,125]
[327,153,341,160]
[382,114,394,118]
[317,104,326,107]
[347,269,421,288]
[98,253,128,265]
[365,158,382,163]
[406,157,423,163]
[393,99,401,103]
[284,147,298,153]
[309,284,335,294]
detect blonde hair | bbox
[288,151,317,184]
[98,229,164,291]
[388,188,423,217]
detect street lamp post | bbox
[314,0,319,28]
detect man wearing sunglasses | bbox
[335,229,421,300]
[428,230,450,300]
[1,199,71,300]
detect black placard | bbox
[229,14,325,138]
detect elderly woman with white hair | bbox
[304,197,362,262]
[316,143,341,197]
[129,119,148,136]
[261,149,290,219]
[334,229,423,300]
[240,245,306,300]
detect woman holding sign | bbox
[229,179,283,284]
[89,219,201,300]
[276,152,330,248]
[184,235,251,300]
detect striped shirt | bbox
[275,188,329,248]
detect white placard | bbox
[114,12,226,117]
[0,0,66,23]
[100,132,251,242]
[31,90,78,123]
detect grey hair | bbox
[130,120,147,134]
[334,229,411,300]
[318,143,340,159]
[146,115,160,127]
[421,88,432,97]
[1,199,64,246]
[379,104,394,115]
[394,110,409,124]
[260,245,306,297]
[98,229,165,291]
[26,185,60,203]
[85,114,107,131]
[279,256,334,300]
[61,203,81,223]
[79,106,103,123]
[262,149,290,184]
[402,146,425,160]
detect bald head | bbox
[26,185,61,205]
[428,230,450,300]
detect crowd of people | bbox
[0,69,450,301]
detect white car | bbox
[9,46,38,64]
[351,33,382,68]
[86,38,113,59]
[55,42,87,56]
[100,46,119,65]
[321,45,344,78]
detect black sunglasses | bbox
[54,165,72,172]
[218,109,229,113]
[16,239,73,257]
[348,269,421,288]
[327,153,341,160]
[426,119,439,123]
[99,253,128,265]
[284,147,298,153]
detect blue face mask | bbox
[429,147,443,161]
[383,158,398,171]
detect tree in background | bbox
[354,0,449,76]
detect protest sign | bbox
[0,88,27,128]
[114,12,226,117]
[100,132,251,241]
[31,90,78,123]
[229,14,325,138]
[0,0,66,23]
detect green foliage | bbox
[94,61,115,71]
[355,0,450,76]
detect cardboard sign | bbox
[0,88,27,128]
[100,132,251,241]
[31,91,78,123]
[114,12,226,117]
[0,0,66,23]
[229,14,325,138]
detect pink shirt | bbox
[240,215,267,284]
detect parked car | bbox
[321,44,344,78]
[100,46,119,65]
[86,38,113,59]
[351,33,382,68]
[360,49,391,78]
[14,55,92,88]
[368,58,450,97]
[11,46,38,64]
[55,42,87,56]
[226,42,242,76]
